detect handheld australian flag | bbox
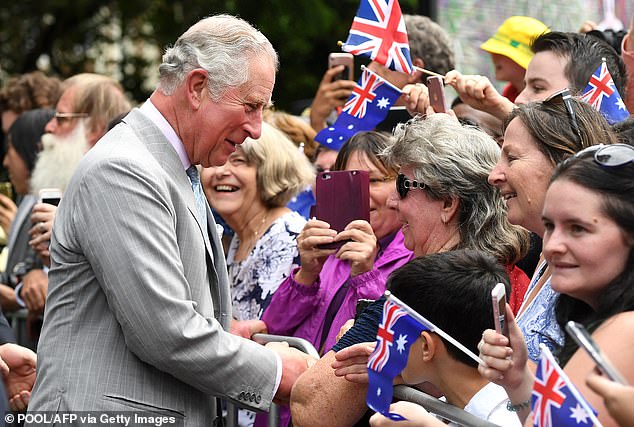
[532,344,603,427]
[365,292,483,420]
[315,67,401,150]
[342,0,413,74]
[366,297,431,420]
[580,59,629,124]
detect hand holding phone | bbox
[328,53,354,81]
[491,283,508,339]
[565,321,628,385]
[427,76,448,113]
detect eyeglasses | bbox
[396,173,426,199]
[543,88,583,145]
[574,143,634,167]
[54,111,89,125]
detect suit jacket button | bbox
[255,395,261,404]
[249,393,255,402]
[238,392,245,400]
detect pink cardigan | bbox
[261,230,413,354]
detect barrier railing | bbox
[224,334,319,427]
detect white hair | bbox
[158,14,278,100]
[30,120,90,194]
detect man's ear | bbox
[441,196,460,225]
[86,122,106,147]
[420,331,436,362]
[186,69,208,110]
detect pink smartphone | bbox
[328,53,354,81]
[314,170,370,250]
[492,283,509,338]
[427,75,448,113]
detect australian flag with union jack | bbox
[532,344,602,427]
[342,0,413,74]
[580,61,629,125]
[366,299,429,420]
[314,67,401,150]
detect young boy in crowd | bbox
[369,250,522,426]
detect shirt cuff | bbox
[272,351,282,397]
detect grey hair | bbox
[158,14,279,100]
[385,115,529,265]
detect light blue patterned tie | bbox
[186,165,207,225]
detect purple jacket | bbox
[261,230,413,353]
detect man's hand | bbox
[267,342,316,404]
[21,269,48,314]
[0,343,37,412]
[230,319,268,339]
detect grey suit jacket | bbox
[27,109,278,426]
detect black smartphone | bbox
[491,283,508,339]
[39,188,62,206]
[565,321,627,384]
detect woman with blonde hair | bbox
[201,122,314,327]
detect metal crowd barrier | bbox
[224,335,499,427]
[393,385,501,427]
[224,334,319,427]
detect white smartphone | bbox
[491,283,508,338]
[38,188,63,206]
[565,321,628,384]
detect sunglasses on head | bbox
[543,88,583,145]
[396,173,426,199]
[574,143,634,167]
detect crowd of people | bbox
[0,7,631,427]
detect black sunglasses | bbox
[574,143,634,167]
[396,173,426,199]
[543,88,583,145]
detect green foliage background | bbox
[0,0,422,111]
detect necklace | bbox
[253,212,268,240]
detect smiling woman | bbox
[488,94,618,363]
[201,122,314,323]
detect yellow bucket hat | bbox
[481,16,550,69]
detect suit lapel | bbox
[123,109,230,327]
[123,110,214,255]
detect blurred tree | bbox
[0,0,421,110]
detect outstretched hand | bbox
[445,70,513,120]
[0,343,37,412]
[332,342,376,384]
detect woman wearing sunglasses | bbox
[291,114,530,427]
[259,131,413,427]
[488,89,618,365]
[479,144,634,427]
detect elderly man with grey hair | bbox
[26,14,310,426]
